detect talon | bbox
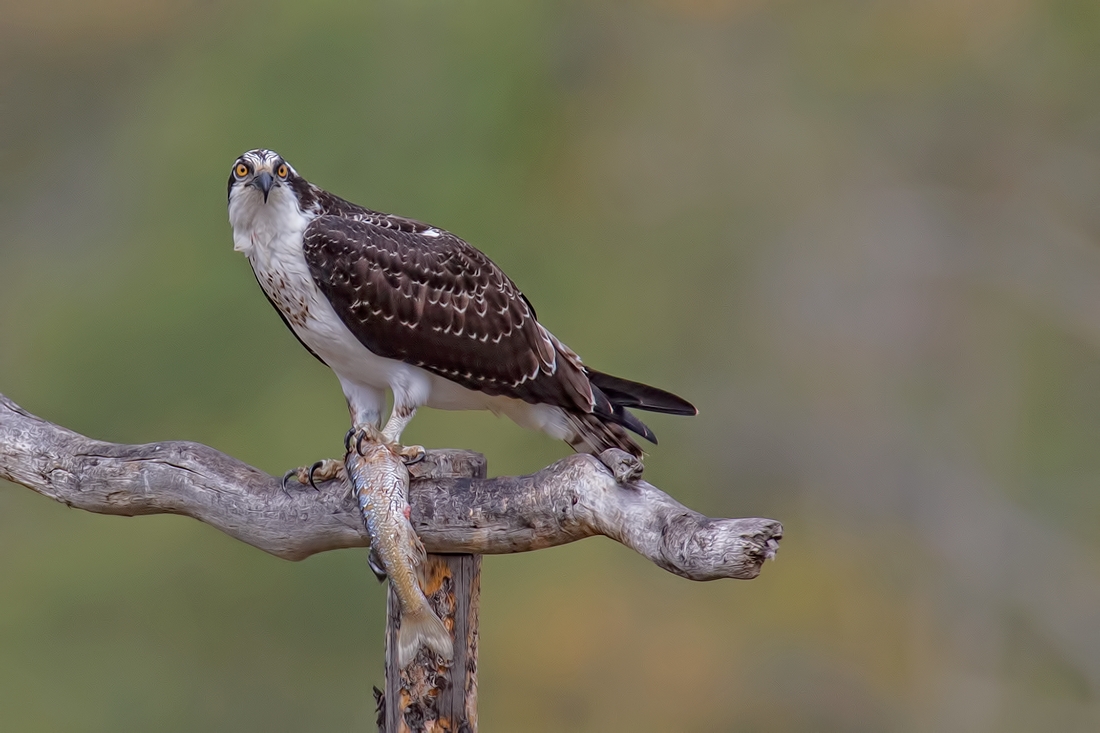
[367,548,388,582]
[356,431,368,456]
[281,469,298,495]
[343,427,357,454]
[599,448,644,484]
[307,461,325,491]
[401,446,426,466]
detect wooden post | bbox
[380,450,486,733]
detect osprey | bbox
[228,149,696,484]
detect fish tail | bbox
[397,606,454,669]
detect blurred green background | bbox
[3,0,1100,730]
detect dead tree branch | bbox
[0,393,781,580]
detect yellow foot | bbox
[345,425,425,466]
[281,458,345,493]
[397,444,426,466]
[345,424,384,456]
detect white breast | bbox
[230,185,396,384]
[229,183,502,419]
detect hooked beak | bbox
[252,171,274,202]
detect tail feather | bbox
[396,606,453,669]
[566,411,645,458]
[586,370,697,416]
[563,370,695,457]
[612,404,657,444]
[590,384,656,444]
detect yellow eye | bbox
[276,164,288,179]
[235,163,249,178]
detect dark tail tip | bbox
[587,369,697,416]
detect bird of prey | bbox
[227,149,696,484]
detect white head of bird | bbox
[227,148,309,255]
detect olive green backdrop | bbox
[3,0,1100,730]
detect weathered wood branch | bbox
[0,393,781,580]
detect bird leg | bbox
[379,406,426,465]
[347,422,385,455]
[283,403,426,494]
[346,424,424,465]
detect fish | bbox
[345,427,454,669]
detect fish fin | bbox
[406,531,427,567]
[397,607,454,669]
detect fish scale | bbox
[345,431,454,669]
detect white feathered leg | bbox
[381,405,425,464]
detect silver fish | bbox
[346,428,453,668]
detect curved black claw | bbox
[402,450,425,467]
[343,427,357,454]
[367,548,388,583]
[281,469,299,496]
[306,461,325,492]
[355,430,369,457]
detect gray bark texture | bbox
[0,393,782,580]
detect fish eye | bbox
[234,163,250,178]
[276,163,288,179]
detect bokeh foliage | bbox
[3,0,1100,730]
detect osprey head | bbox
[228,149,298,204]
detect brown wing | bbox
[302,213,596,412]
